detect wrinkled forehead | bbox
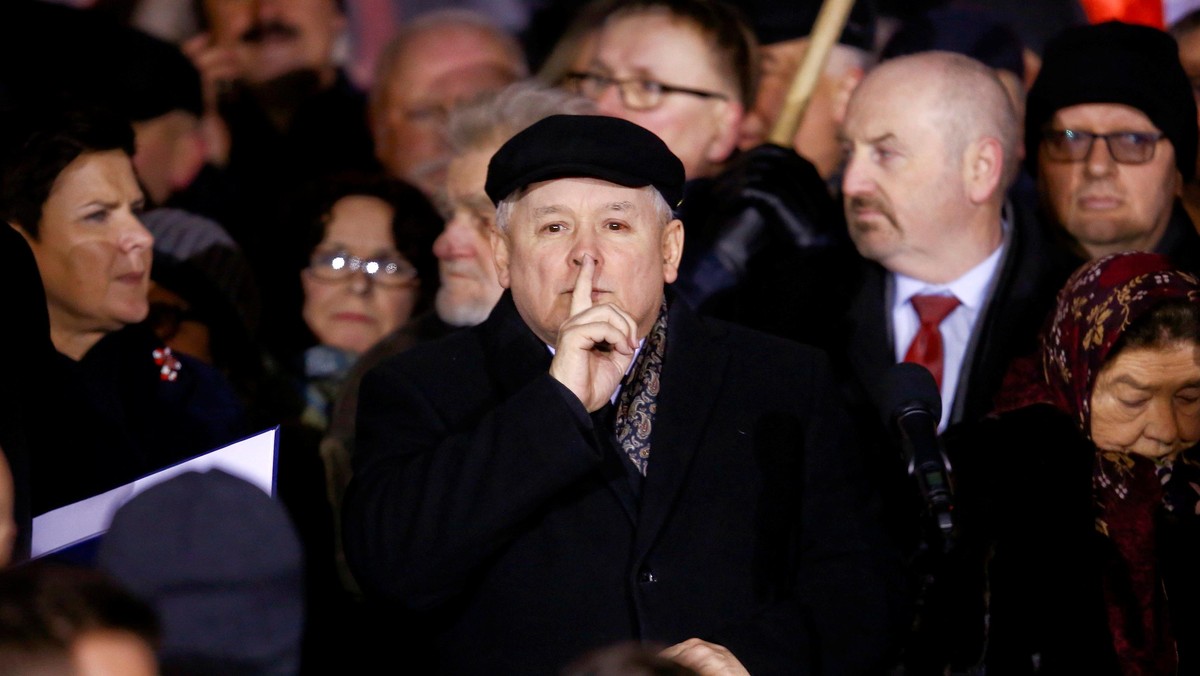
[515,177,652,212]
[595,9,728,83]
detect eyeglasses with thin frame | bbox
[562,71,728,111]
[1041,129,1165,164]
[307,250,417,287]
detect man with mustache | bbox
[184,0,374,174]
[182,0,378,361]
[1027,21,1200,272]
[836,51,1080,671]
[344,114,904,674]
[838,51,1076,432]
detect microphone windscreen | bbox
[876,362,941,427]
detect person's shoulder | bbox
[701,313,831,367]
[366,322,487,383]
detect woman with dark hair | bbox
[940,252,1200,673]
[0,107,243,516]
[296,174,439,429]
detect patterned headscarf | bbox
[1007,252,1200,674]
[1037,252,1200,435]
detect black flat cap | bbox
[485,114,686,207]
[1025,21,1197,180]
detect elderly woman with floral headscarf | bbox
[937,252,1200,674]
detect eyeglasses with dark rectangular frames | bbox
[563,71,728,111]
[1041,129,1165,164]
[308,250,417,286]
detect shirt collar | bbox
[892,220,1009,312]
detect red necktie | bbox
[904,294,961,389]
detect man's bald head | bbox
[841,51,1016,282]
[857,51,1019,192]
[370,10,528,195]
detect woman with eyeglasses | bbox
[297,175,439,429]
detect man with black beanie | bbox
[1027,21,1200,271]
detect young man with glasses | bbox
[1027,21,1200,269]
[564,0,755,181]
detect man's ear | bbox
[490,227,513,289]
[964,137,1004,205]
[660,218,684,284]
[8,220,33,244]
[831,66,865,127]
[704,101,745,166]
[170,125,208,193]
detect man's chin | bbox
[436,294,494,327]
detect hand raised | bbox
[180,33,235,166]
[659,639,750,676]
[549,255,638,412]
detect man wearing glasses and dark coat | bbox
[1029,21,1200,272]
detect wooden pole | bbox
[766,0,856,147]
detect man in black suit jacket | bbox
[838,51,1077,431]
[343,115,904,674]
[836,51,1079,671]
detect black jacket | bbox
[344,292,905,674]
[933,405,1200,673]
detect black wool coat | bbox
[344,292,906,675]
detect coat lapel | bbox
[480,292,553,398]
[633,298,729,559]
[845,263,894,409]
[481,292,640,524]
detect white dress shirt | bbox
[891,238,1007,430]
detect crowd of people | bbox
[0,0,1199,673]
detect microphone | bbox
[878,363,955,548]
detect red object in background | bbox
[1079,0,1165,27]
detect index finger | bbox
[569,254,595,317]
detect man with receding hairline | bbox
[836,51,1076,433]
[834,51,1079,671]
[370,10,529,197]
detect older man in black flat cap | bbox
[1029,21,1200,271]
[343,114,904,675]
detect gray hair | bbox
[447,80,595,154]
[371,9,529,112]
[495,183,674,232]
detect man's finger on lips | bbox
[569,254,596,317]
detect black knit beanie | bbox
[1025,21,1197,180]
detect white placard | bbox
[31,427,279,558]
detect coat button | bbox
[638,569,657,584]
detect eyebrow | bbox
[320,241,401,256]
[1109,375,1200,390]
[603,201,636,212]
[466,195,495,212]
[836,132,898,146]
[1110,375,1150,390]
[78,199,120,211]
[533,205,567,218]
